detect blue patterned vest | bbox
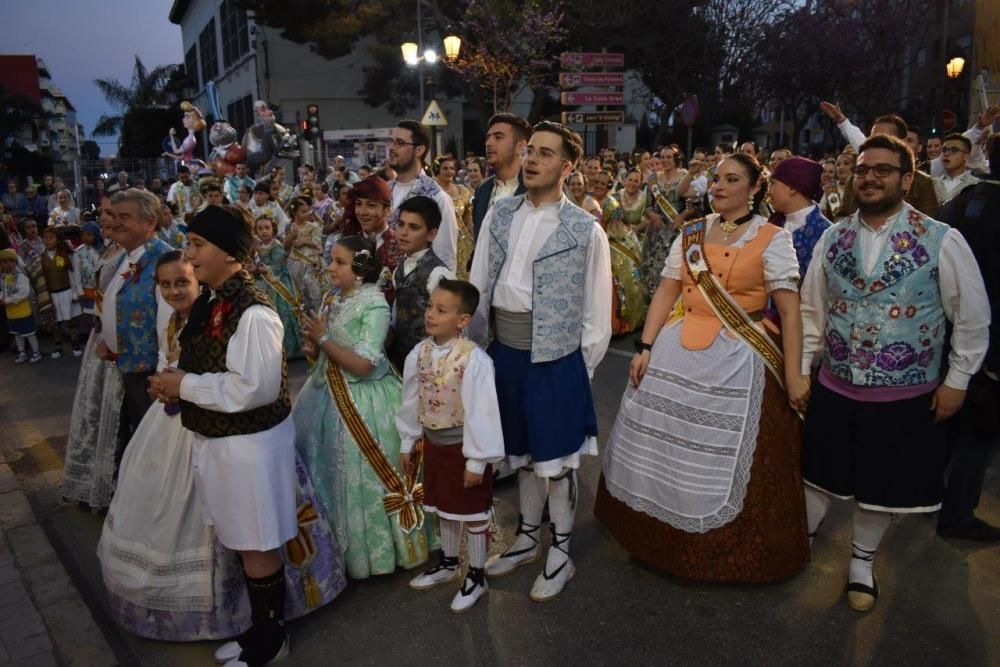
[791,205,832,276]
[822,205,949,387]
[115,238,172,373]
[483,195,595,363]
[388,172,444,229]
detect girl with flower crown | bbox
[292,235,437,579]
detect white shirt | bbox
[781,204,817,236]
[396,340,506,474]
[100,246,144,353]
[489,176,520,207]
[799,207,990,390]
[837,118,988,175]
[179,305,285,412]
[166,181,197,215]
[934,170,979,204]
[468,195,613,376]
[394,247,453,293]
[391,177,458,272]
[689,174,709,198]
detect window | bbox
[199,18,219,84]
[916,47,927,67]
[220,0,250,69]
[184,45,199,88]
[956,34,972,52]
[226,95,255,137]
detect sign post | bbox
[559,51,626,152]
[421,100,448,160]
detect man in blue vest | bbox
[98,189,172,461]
[469,121,612,602]
[471,113,530,239]
[799,135,990,612]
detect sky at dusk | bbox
[0,0,184,154]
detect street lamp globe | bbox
[443,34,462,63]
[946,56,966,79]
[424,48,438,65]
[401,42,419,66]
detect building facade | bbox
[0,55,82,162]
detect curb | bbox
[0,464,117,667]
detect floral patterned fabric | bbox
[254,241,304,359]
[286,221,325,313]
[601,197,647,334]
[61,245,126,509]
[116,238,172,373]
[292,284,438,579]
[821,206,949,387]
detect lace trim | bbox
[765,278,799,294]
[603,355,765,534]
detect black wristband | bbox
[634,340,653,353]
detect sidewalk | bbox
[0,463,116,667]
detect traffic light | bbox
[306,104,320,139]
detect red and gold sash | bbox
[324,361,425,533]
[681,219,787,389]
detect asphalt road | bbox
[1,336,999,666]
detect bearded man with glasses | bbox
[797,134,990,613]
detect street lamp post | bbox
[400,21,461,160]
[946,56,966,129]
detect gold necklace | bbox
[718,211,755,239]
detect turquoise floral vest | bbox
[483,195,595,363]
[115,238,172,373]
[821,205,949,387]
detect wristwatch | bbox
[634,339,653,353]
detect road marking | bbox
[606,348,635,360]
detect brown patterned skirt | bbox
[594,372,810,583]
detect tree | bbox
[0,84,45,149]
[80,140,101,160]
[92,55,179,139]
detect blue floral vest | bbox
[822,205,949,387]
[483,195,595,363]
[791,205,832,276]
[115,238,172,373]
[388,173,444,229]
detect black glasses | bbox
[852,164,904,179]
[387,138,415,148]
[940,146,968,155]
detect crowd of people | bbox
[0,100,998,666]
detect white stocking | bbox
[544,468,577,571]
[805,486,831,543]
[439,518,461,560]
[849,506,892,587]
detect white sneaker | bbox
[72,348,83,357]
[214,641,242,664]
[450,571,488,613]
[29,352,42,363]
[13,353,27,364]
[484,515,541,577]
[409,557,461,590]
[50,350,62,359]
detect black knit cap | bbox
[186,205,254,263]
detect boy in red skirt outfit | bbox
[397,278,504,612]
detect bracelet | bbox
[318,333,331,345]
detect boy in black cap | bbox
[150,204,296,666]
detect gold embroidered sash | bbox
[258,269,302,315]
[609,238,642,266]
[681,219,787,389]
[324,361,425,532]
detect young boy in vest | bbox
[388,195,453,371]
[0,248,42,363]
[396,278,504,612]
[149,204,297,665]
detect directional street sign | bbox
[560,52,625,69]
[560,92,625,106]
[561,111,625,125]
[558,72,625,88]
[421,100,448,127]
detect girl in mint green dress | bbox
[292,236,437,579]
